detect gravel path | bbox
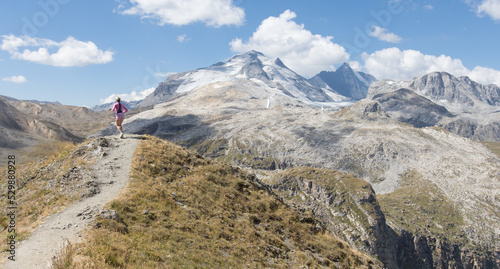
[2,135,140,269]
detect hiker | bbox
[111,97,128,138]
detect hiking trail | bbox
[1,135,140,269]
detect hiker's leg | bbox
[116,119,124,133]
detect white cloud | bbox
[177,34,189,43]
[155,71,176,78]
[100,87,155,104]
[466,0,500,20]
[368,26,402,43]
[424,5,434,10]
[363,48,470,80]
[2,75,27,84]
[362,47,500,87]
[477,0,500,20]
[0,35,114,67]
[230,10,350,77]
[469,66,500,86]
[348,61,363,72]
[117,0,245,27]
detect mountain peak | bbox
[229,50,266,62]
[139,50,334,107]
[309,63,377,100]
[274,58,287,69]
[337,62,353,71]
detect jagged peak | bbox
[274,58,287,69]
[337,62,353,71]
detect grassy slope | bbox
[0,140,97,245]
[377,170,465,244]
[268,167,381,244]
[60,136,378,268]
[481,141,500,157]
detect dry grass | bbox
[377,169,465,243]
[19,140,76,165]
[59,136,378,268]
[481,141,500,157]
[0,139,98,248]
[51,240,76,269]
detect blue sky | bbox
[1,0,499,107]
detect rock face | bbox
[368,72,500,141]
[368,72,500,107]
[268,167,500,269]
[372,88,455,128]
[408,72,500,107]
[268,167,400,268]
[309,62,377,100]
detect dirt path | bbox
[2,135,140,269]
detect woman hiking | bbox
[111,97,128,138]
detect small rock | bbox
[98,138,109,147]
[100,210,120,222]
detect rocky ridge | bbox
[368,72,500,141]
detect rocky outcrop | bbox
[269,167,500,269]
[372,88,455,128]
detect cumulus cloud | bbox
[2,75,27,84]
[469,66,500,86]
[368,26,402,43]
[466,0,500,20]
[362,47,500,86]
[477,0,500,20]
[117,0,245,27]
[362,48,469,80]
[230,10,349,77]
[100,87,155,104]
[0,35,114,67]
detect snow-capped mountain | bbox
[139,51,348,108]
[309,63,377,100]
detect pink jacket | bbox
[111,102,128,114]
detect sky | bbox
[1,0,500,107]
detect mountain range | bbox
[369,72,500,141]
[2,51,500,268]
[0,95,109,163]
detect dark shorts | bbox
[115,113,125,120]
